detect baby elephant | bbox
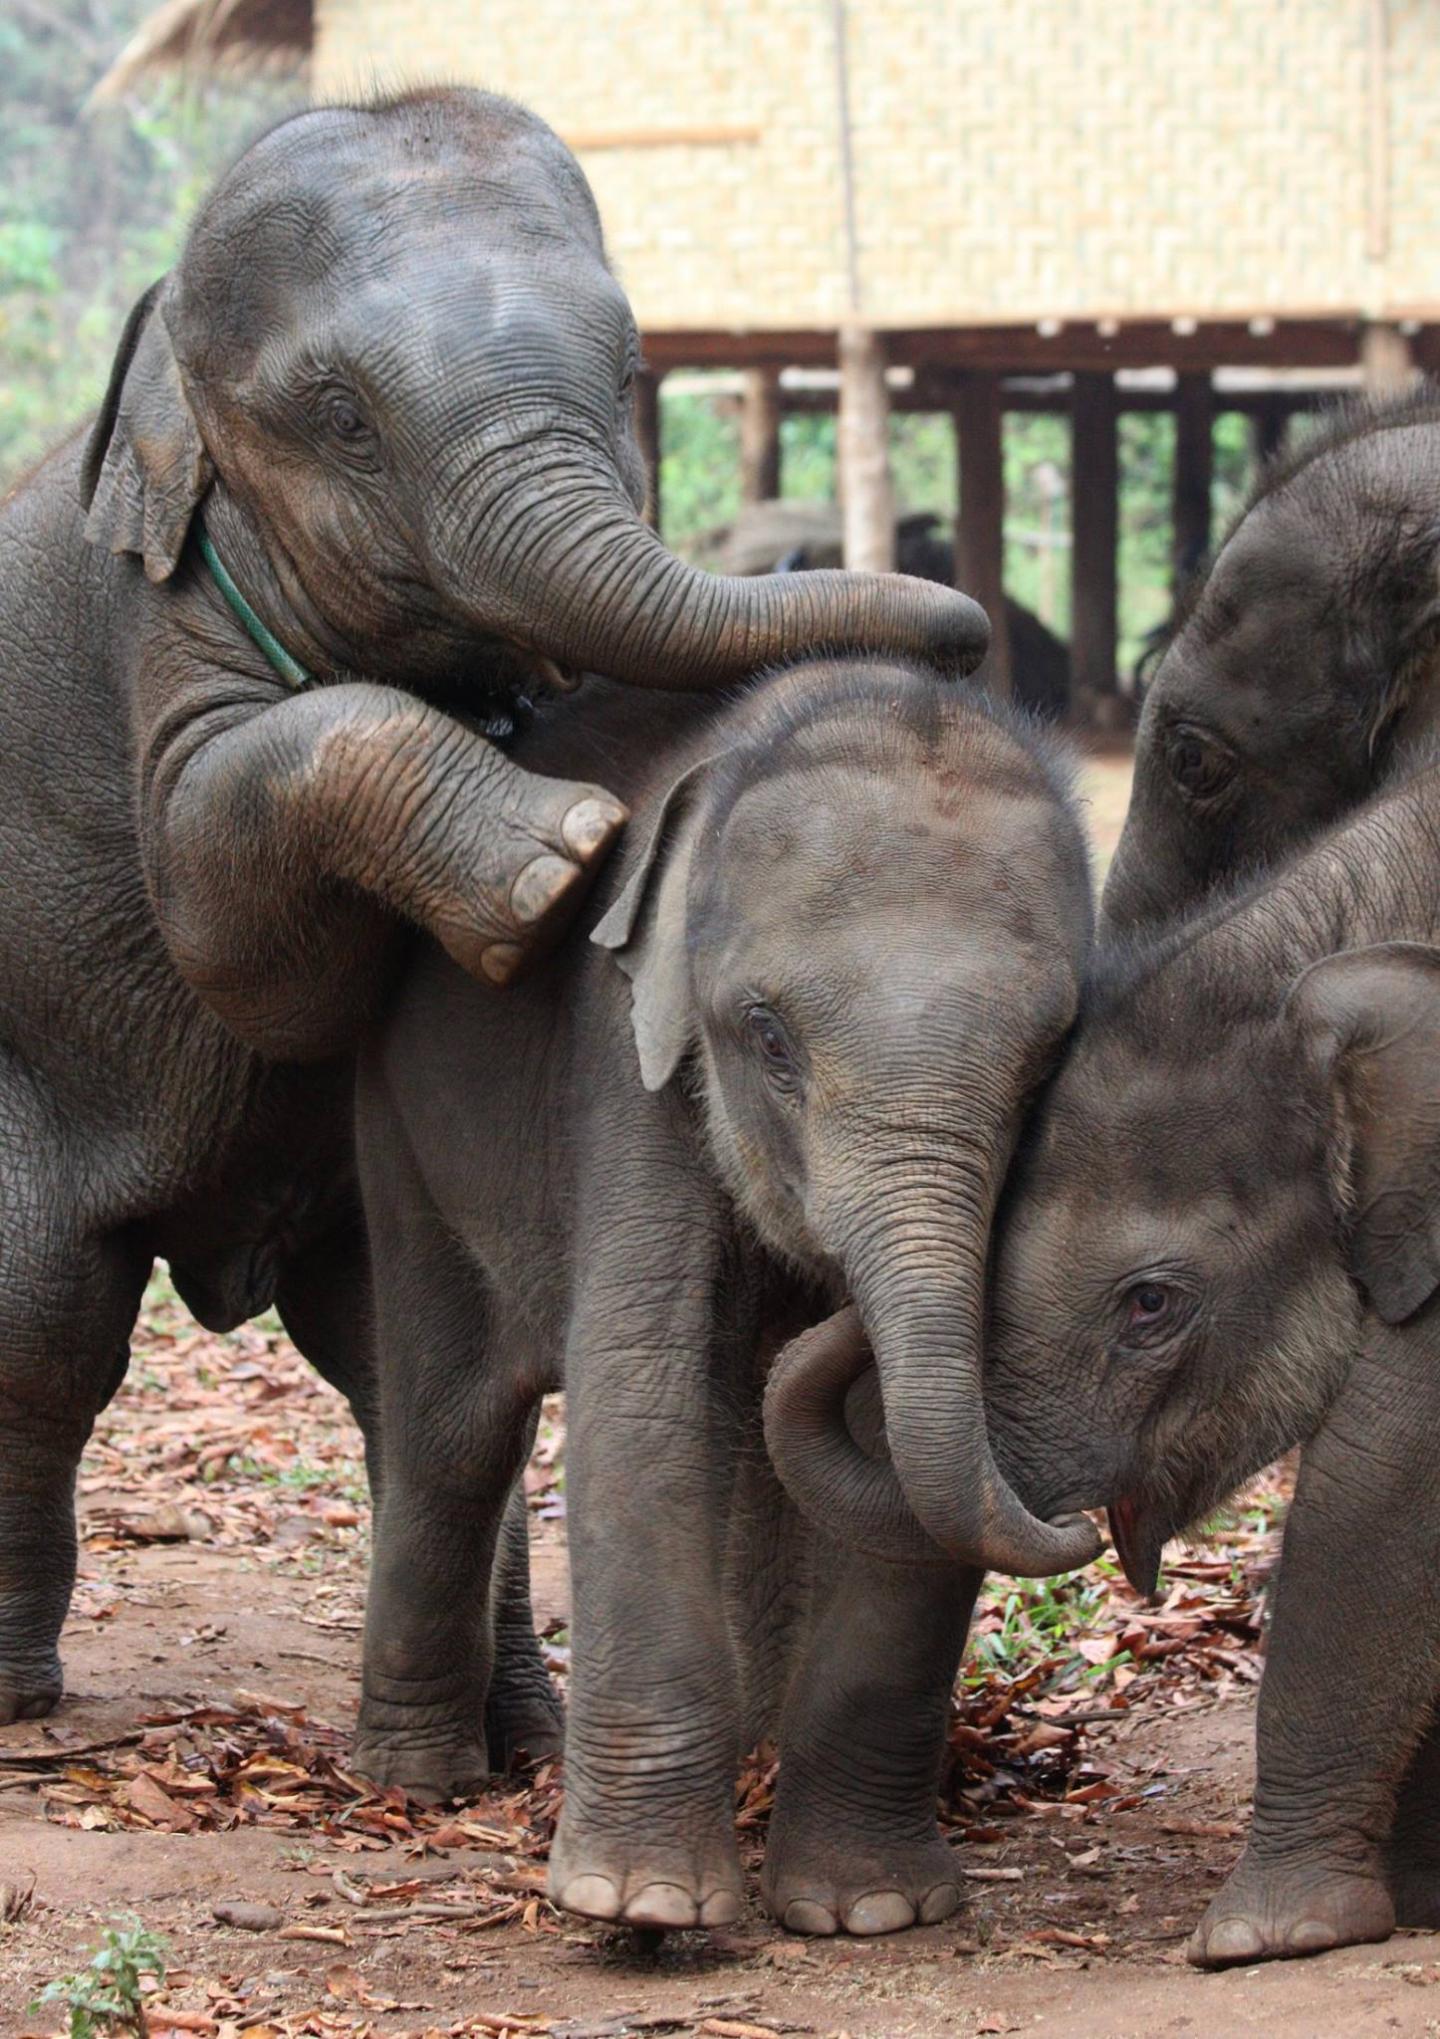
[353,657,1097,1934]
[771,746,1440,1966]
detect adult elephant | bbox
[1103,391,1440,934]
[0,86,986,1732]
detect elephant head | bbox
[596,658,1100,1578]
[1105,396,1440,937]
[973,935,1440,1597]
[79,90,988,702]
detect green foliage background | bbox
[2,5,1262,678]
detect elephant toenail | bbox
[699,1888,742,1926]
[556,1873,623,1921]
[919,1882,963,1924]
[562,795,628,860]
[845,1890,916,1936]
[782,1898,839,1936]
[623,1882,699,1929]
[1288,1917,1339,1952]
[1192,1917,1264,1965]
[510,853,579,924]
[479,941,525,984]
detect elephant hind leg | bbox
[484,1473,564,1770]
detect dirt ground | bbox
[12,750,1440,2039]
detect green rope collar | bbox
[198,524,314,691]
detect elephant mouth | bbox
[1108,1495,1165,1599]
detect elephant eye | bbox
[1165,721,1235,802]
[324,392,372,444]
[1119,1278,1190,1349]
[745,1002,800,1093]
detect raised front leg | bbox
[548,1179,746,1930]
[1189,1321,1440,1968]
[765,1546,977,1936]
[145,680,626,1056]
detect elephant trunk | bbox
[766,1144,1100,1578]
[437,461,991,688]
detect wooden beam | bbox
[837,326,895,572]
[1070,373,1119,709]
[633,369,663,531]
[641,319,1376,376]
[952,374,1011,700]
[739,368,782,503]
[1173,373,1214,587]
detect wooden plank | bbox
[1070,373,1119,709]
[1360,321,1415,394]
[837,326,895,572]
[565,124,761,152]
[1173,373,1214,588]
[952,374,1011,700]
[739,368,782,503]
[642,320,1376,376]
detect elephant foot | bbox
[350,1724,490,1803]
[763,1821,963,1938]
[1188,1852,1394,1968]
[443,780,629,989]
[484,1675,565,1772]
[548,1813,744,1930]
[0,1656,62,1727]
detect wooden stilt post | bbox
[1360,321,1416,396]
[1253,395,1290,471]
[952,372,1011,700]
[633,369,663,531]
[837,325,895,572]
[1070,372,1119,718]
[1173,372,1213,590]
[740,367,783,504]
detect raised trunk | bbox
[441,464,990,689]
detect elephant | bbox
[350,654,1098,1934]
[765,742,1440,1968]
[1104,389,1440,935]
[0,86,988,1734]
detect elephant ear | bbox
[80,277,213,583]
[1292,941,1440,1324]
[590,759,710,1091]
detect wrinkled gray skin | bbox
[1106,393,1440,937]
[0,87,986,1738]
[354,658,1096,1934]
[780,755,1440,1969]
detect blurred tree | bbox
[0,0,299,486]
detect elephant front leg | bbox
[549,1248,746,1931]
[148,680,627,1056]
[1189,1332,1440,1969]
[764,1547,977,1936]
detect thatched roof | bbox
[89,0,311,103]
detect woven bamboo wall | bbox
[311,0,1440,331]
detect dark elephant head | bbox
[1105,395,1440,937]
[596,658,1099,1577]
[79,90,988,700]
[977,935,1440,1596]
